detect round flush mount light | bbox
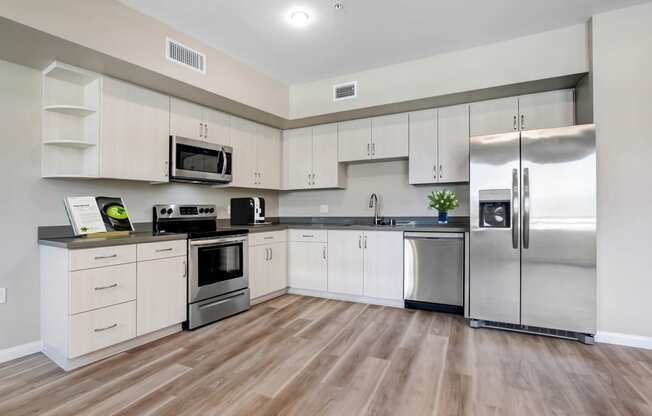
[289,10,310,27]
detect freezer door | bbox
[520,125,596,333]
[469,132,521,324]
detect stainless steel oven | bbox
[187,233,249,329]
[170,136,232,184]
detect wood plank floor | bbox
[1,295,652,416]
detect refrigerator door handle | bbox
[512,168,519,249]
[523,167,530,249]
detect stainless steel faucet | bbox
[369,193,381,225]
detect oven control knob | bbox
[199,208,205,213]
[160,208,166,215]
[209,208,215,213]
[166,208,173,215]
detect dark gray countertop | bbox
[38,216,469,249]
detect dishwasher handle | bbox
[404,232,464,240]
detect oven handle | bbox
[190,237,247,247]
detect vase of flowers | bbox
[427,190,459,224]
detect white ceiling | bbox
[119,0,647,85]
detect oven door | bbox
[171,136,233,183]
[188,235,248,303]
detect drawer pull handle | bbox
[264,236,274,240]
[302,234,314,238]
[94,323,118,332]
[94,283,118,291]
[155,248,173,252]
[94,254,117,260]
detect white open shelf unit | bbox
[42,62,101,178]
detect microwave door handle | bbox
[221,149,228,176]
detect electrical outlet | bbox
[0,288,6,304]
[320,204,329,214]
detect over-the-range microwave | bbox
[170,136,233,184]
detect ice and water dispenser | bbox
[478,189,511,228]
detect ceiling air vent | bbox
[333,81,357,101]
[166,38,206,74]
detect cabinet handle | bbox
[367,143,370,156]
[205,123,208,139]
[372,143,375,156]
[164,160,169,178]
[358,235,362,249]
[94,283,118,291]
[322,246,327,260]
[182,260,187,278]
[269,247,273,261]
[302,234,314,238]
[264,236,274,240]
[364,234,367,249]
[155,248,173,252]
[308,173,311,185]
[94,323,118,333]
[520,114,525,131]
[513,115,517,131]
[200,122,203,138]
[439,164,443,180]
[94,254,117,260]
[265,248,270,261]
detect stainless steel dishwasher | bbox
[404,232,464,314]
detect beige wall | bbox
[0,0,289,118]
[593,3,652,338]
[0,59,278,350]
[279,161,469,218]
[290,24,590,119]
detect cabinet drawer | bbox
[70,263,137,315]
[289,229,327,243]
[68,301,136,358]
[137,240,187,261]
[252,230,287,246]
[70,245,137,271]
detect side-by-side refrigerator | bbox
[469,124,596,343]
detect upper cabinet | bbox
[230,116,282,189]
[283,123,346,190]
[470,89,575,136]
[337,114,408,162]
[409,105,469,185]
[100,77,170,182]
[170,97,230,145]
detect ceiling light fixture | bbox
[289,10,310,27]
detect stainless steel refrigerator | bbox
[469,124,596,343]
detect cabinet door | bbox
[469,97,519,136]
[438,104,470,183]
[288,242,327,291]
[371,113,409,160]
[338,118,372,162]
[230,116,258,188]
[363,232,404,300]
[170,97,203,140]
[101,77,170,182]
[518,89,575,131]
[327,231,364,296]
[256,124,282,189]
[137,256,187,336]
[203,108,230,145]
[251,245,269,299]
[282,127,313,190]
[408,109,438,184]
[312,123,341,188]
[268,243,288,293]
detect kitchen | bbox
[1,1,652,415]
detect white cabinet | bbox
[283,123,346,190]
[327,230,364,296]
[338,115,408,162]
[137,256,187,336]
[256,124,282,189]
[438,104,470,183]
[470,90,575,136]
[249,231,288,301]
[288,230,328,291]
[409,105,469,184]
[338,118,372,162]
[371,113,409,160]
[100,77,170,182]
[170,98,230,144]
[363,231,404,301]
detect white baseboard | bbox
[596,331,652,350]
[0,340,42,364]
[288,288,404,309]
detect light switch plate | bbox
[320,204,329,214]
[0,288,5,304]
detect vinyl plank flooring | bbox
[1,294,652,416]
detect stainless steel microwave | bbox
[170,136,233,184]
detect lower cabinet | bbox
[137,256,187,336]
[288,242,328,291]
[249,231,288,300]
[326,230,404,300]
